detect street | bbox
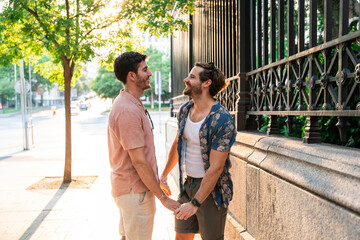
[0,97,170,165]
[0,97,179,240]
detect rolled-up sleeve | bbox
[118,110,145,151]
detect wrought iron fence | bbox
[247,32,360,143]
[171,0,360,145]
[246,0,360,144]
[216,75,239,115]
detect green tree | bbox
[0,0,195,182]
[144,46,171,107]
[91,46,172,103]
[0,65,16,107]
[90,66,122,100]
[0,61,52,108]
[74,75,90,97]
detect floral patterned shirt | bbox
[177,100,236,209]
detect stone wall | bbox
[165,118,360,240]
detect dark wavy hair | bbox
[114,51,148,84]
[195,62,228,97]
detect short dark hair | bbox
[195,62,228,97]
[114,51,148,84]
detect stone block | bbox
[231,141,256,161]
[235,132,266,147]
[247,147,267,167]
[165,117,180,187]
[229,155,247,227]
[225,213,255,240]
[258,170,360,240]
[260,136,360,214]
[165,118,178,144]
[246,164,260,238]
[225,213,245,240]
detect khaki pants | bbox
[119,210,125,236]
[114,190,156,240]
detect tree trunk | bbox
[63,61,72,183]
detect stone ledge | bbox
[232,132,360,215]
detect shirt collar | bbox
[120,89,145,111]
[187,99,221,116]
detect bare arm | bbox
[175,149,228,220]
[128,147,180,211]
[159,132,179,196]
[193,150,228,202]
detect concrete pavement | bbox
[0,105,185,240]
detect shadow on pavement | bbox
[0,150,25,161]
[19,183,69,240]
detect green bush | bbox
[258,115,360,148]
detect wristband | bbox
[191,197,201,207]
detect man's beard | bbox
[183,83,202,97]
[136,76,151,91]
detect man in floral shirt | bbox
[160,62,236,240]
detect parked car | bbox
[80,102,91,110]
[71,100,80,106]
[71,105,80,115]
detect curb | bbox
[0,107,58,118]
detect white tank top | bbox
[183,116,206,178]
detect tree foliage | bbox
[0,65,16,105]
[144,46,171,100]
[91,46,172,101]
[0,0,195,182]
[0,62,52,106]
[90,66,122,99]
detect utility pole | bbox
[28,60,32,115]
[14,64,18,109]
[155,71,162,133]
[19,60,34,150]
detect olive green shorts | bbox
[175,176,227,240]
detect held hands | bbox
[159,174,180,211]
[159,174,198,219]
[160,175,171,196]
[160,196,181,211]
[174,202,198,220]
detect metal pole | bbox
[155,71,162,133]
[20,60,29,150]
[28,60,34,148]
[28,60,32,114]
[14,64,18,109]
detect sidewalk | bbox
[0,110,182,240]
[0,107,54,118]
[0,162,181,240]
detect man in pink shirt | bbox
[108,51,180,240]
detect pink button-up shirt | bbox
[107,89,158,198]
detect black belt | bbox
[186,176,203,182]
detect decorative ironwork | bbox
[170,0,360,145]
[355,63,360,83]
[171,95,189,118]
[247,31,360,143]
[216,76,239,115]
[320,73,329,89]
